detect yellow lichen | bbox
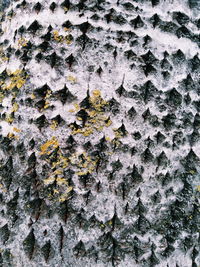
[70,90,112,137]
[72,128,94,137]
[53,189,59,194]
[67,75,77,84]
[0,92,5,103]
[0,183,7,193]
[58,186,73,202]
[74,103,79,111]
[45,90,52,99]
[69,152,97,175]
[50,120,58,130]
[30,93,36,99]
[7,132,19,139]
[53,30,63,42]
[18,38,28,47]
[76,171,88,176]
[40,137,72,202]
[57,177,68,186]
[43,177,55,185]
[53,169,62,175]
[40,137,59,155]
[64,27,70,31]
[11,103,19,112]
[105,118,112,127]
[92,90,101,97]
[114,131,123,139]
[44,100,50,109]
[13,127,21,133]
[65,35,72,45]
[5,114,14,124]
[53,30,72,45]
[111,138,121,148]
[2,69,27,92]
[16,79,25,89]
[0,48,8,63]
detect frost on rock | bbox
[0,0,200,266]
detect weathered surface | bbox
[0,0,199,266]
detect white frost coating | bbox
[0,0,199,266]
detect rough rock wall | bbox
[0,0,200,266]
[0,1,11,11]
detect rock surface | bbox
[0,0,199,266]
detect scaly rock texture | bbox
[0,0,200,266]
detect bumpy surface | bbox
[0,0,200,266]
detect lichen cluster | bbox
[70,90,112,136]
[39,137,72,202]
[1,69,27,91]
